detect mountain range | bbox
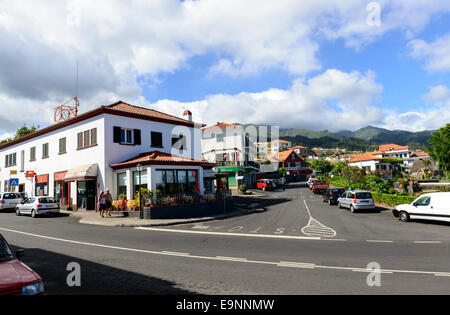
[279,126,435,151]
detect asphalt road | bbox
[0,183,449,295]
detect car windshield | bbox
[333,189,345,195]
[356,192,373,199]
[38,198,57,203]
[0,236,14,262]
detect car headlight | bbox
[22,281,44,295]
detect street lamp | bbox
[137,163,143,219]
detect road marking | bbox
[192,225,210,230]
[250,227,262,233]
[135,227,321,240]
[301,200,337,238]
[162,251,191,257]
[1,227,449,279]
[367,240,395,243]
[278,262,316,269]
[414,241,442,244]
[216,256,248,262]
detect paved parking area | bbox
[148,183,450,243]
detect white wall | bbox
[0,116,106,200]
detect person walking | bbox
[98,191,106,218]
[105,189,113,217]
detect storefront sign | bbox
[10,170,17,175]
[36,174,49,184]
[26,171,36,178]
[54,171,67,181]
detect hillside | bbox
[279,126,435,150]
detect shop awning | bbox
[64,163,98,182]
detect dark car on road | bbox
[0,234,44,295]
[322,187,346,205]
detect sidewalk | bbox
[60,207,255,228]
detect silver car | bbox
[16,197,60,218]
[337,190,375,213]
[0,192,23,211]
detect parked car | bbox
[323,187,346,205]
[312,180,329,194]
[307,178,317,190]
[393,192,450,223]
[0,234,44,295]
[18,192,28,200]
[337,190,375,213]
[0,193,23,211]
[256,179,274,191]
[16,197,60,218]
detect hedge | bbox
[371,192,416,207]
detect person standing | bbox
[105,189,113,217]
[98,191,106,218]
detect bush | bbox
[372,192,416,206]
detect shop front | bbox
[64,164,98,211]
[35,174,49,197]
[54,171,70,208]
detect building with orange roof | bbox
[291,145,308,156]
[0,101,216,211]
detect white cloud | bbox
[150,69,385,132]
[422,85,450,103]
[0,0,449,132]
[409,34,450,72]
[382,101,450,131]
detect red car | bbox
[256,179,274,191]
[0,234,44,295]
[312,180,329,194]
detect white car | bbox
[393,192,450,223]
[307,178,317,189]
[337,190,375,213]
[16,197,60,218]
[0,192,23,211]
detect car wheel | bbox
[350,205,357,213]
[16,208,21,216]
[399,211,410,222]
[31,210,37,218]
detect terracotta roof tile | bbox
[379,144,409,152]
[111,151,215,169]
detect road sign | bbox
[9,178,19,187]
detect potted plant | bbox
[239,184,248,195]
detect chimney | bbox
[183,110,192,122]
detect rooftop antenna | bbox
[54,61,80,123]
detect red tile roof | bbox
[202,122,240,131]
[110,151,216,170]
[348,152,382,163]
[379,144,409,152]
[106,101,193,125]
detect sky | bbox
[1,0,450,141]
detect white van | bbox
[393,192,450,223]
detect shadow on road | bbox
[9,245,197,295]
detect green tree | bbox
[311,159,332,176]
[0,124,39,145]
[426,124,450,180]
[331,161,347,176]
[278,167,287,178]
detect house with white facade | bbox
[201,122,258,189]
[0,101,214,211]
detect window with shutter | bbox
[77,132,83,149]
[91,128,97,146]
[151,132,163,148]
[134,129,141,145]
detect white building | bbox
[268,140,292,153]
[201,122,258,188]
[0,101,213,210]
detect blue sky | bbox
[1,1,450,138]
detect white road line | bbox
[367,240,395,243]
[161,251,191,257]
[135,227,321,240]
[1,227,449,278]
[301,200,337,238]
[414,241,442,244]
[278,262,316,269]
[192,225,210,230]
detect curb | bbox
[63,208,256,228]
